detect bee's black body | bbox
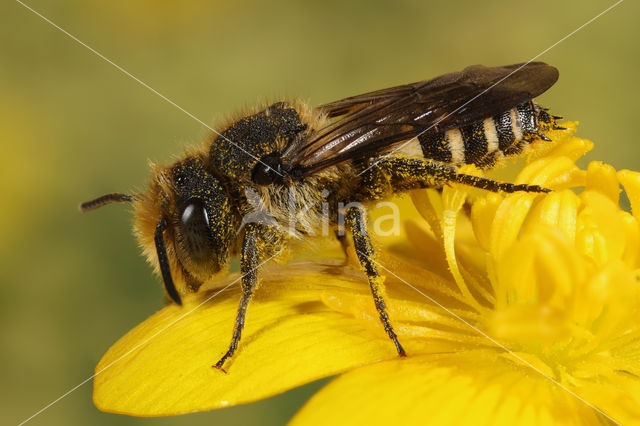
[419,100,543,168]
[82,62,561,370]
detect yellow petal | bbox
[93,261,399,416]
[494,226,583,310]
[620,211,640,268]
[576,370,640,425]
[586,161,620,204]
[521,190,580,244]
[577,191,625,266]
[489,192,537,260]
[571,260,638,346]
[527,122,592,163]
[291,351,619,426]
[489,156,578,261]
[516,156,577,187]
[402,220,450,278]
[618,169,640,221]
[549,135,593,162]
[410,189,444,241]
[321,291,488,346]
[376,250,451,292]
[442,197,484,311]
[470,192,503,252]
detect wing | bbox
[281,62,558,177]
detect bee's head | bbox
[81,157,236,305]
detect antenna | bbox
[79,193,134,212]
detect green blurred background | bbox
[1,0,638,425]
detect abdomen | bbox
[397,101,553,169]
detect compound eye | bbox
[252,152,284,186]
[181,201,208,228]
[178,199,215,264]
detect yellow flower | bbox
[94,123,640,424]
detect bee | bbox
[81,62,562,371]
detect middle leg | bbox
[346,206,406,357]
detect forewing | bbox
[283,62,558,176]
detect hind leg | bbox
[360,157,550,194]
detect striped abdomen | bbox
[408,101,549,169]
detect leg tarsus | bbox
[452,173,550,194]
[214,324,244,372]
[212,363,228,374]
[363,157,551,195]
